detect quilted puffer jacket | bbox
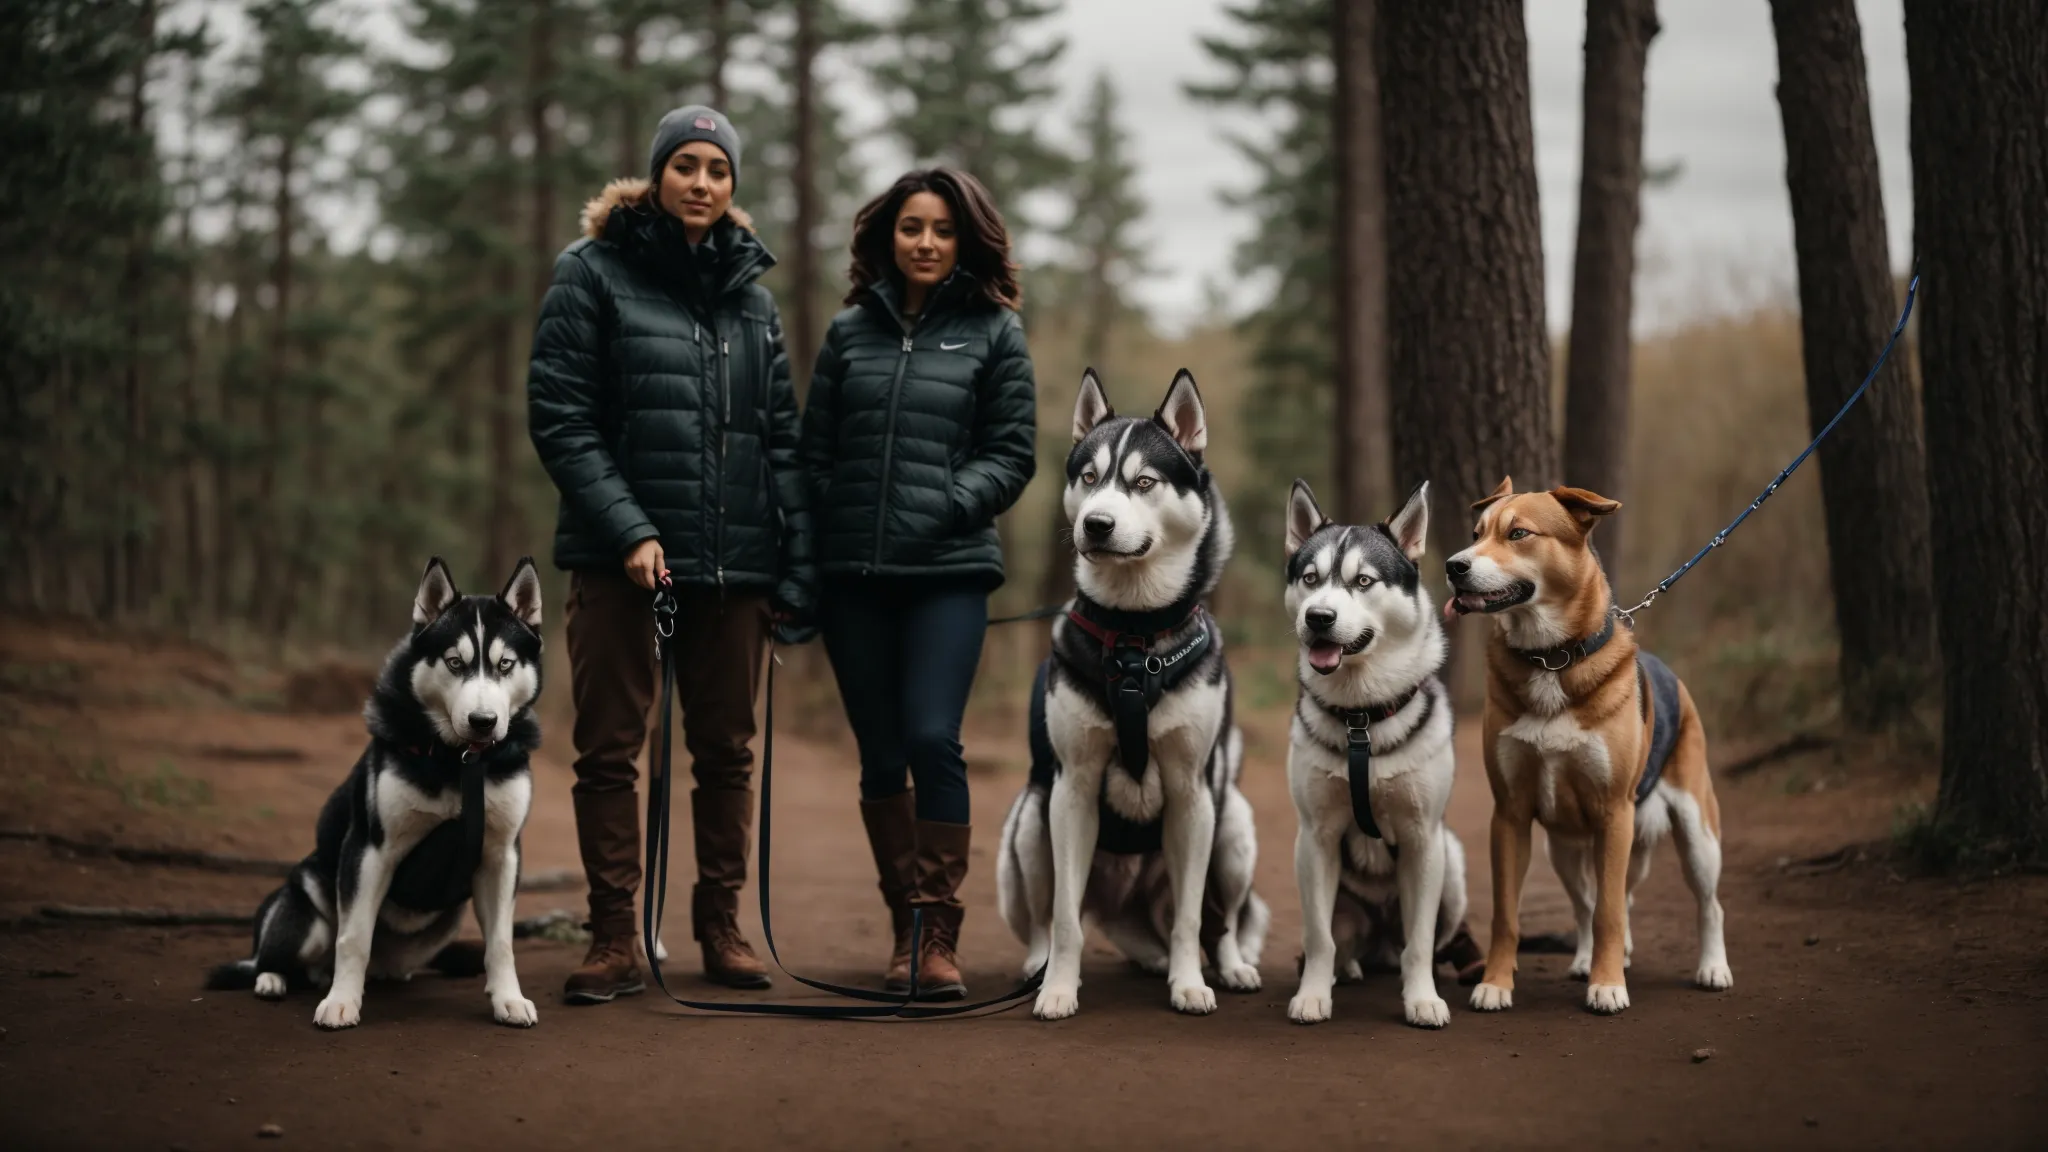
[526,179,814,614]
[798,274,1036,588]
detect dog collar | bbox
[1510,610,1619,672]
[1065,589,1205,645]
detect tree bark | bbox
[1562,0,1656,572]
[1770,0,1937,730]
[1904,0,2048,856]
[118,0,157,619]
[1381,1,1555,562]
[709,0,731,109]
[1332,0,1390,525]
[491,2,554,581]
[254,132,296,630]
[790,0,820,400]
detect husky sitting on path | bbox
[996,369,1269,1021]
[1281,480,1478,1028]
[207,558,545,1030]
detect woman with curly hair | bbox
[799,168,1037,1000]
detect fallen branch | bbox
[39,904,252,927]
[1720,732,1835,777]
[0,829,293,876]
[0,830,577,893]
[1777,845,1863,876]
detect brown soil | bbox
[1,614,2043,1150]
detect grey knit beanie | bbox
[648,105,742,189]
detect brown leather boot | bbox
[859,791,919,992]
[564,932,645,1004]
[909,819,971,1001]
[691,788,771,989]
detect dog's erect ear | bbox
[1286,479,1329,556]
[1471,476,1515,513]
[1155,369,1207,455]
[1550,486,1622,530]
[1073,368,1113,441]
[498,556,543,629]
[1386,480,1431,563]
[413,558,460,627]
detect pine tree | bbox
[0,0,173,617]
[1904,0,2048,858]
[871,0,1071,226]
[1187,0,1335,560]
[214,0,367,630]
[1036,71,1149,615]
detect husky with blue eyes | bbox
[995,368,1269,1022]
[206,557,545,1031]
[1282,479,1480,1028]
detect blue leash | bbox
[1612,271,1919,626]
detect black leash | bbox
[1611,271,1919,626]
[639,577,1051,1020]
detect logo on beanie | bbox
[693,116,716,131]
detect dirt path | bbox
[2,621,2044,1150]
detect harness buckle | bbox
[1144,655,1164,675]
[1345,713,1373,752]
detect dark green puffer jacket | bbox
[799,275,1037,588]
[526,179,815,613]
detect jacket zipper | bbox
[870,327,917,571]
[717,325,732,589]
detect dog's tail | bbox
[427,940,487,979]
[204,958,258,990]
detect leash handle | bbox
[641,575,1045,1020]
[1615,269,1919,626]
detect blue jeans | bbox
[820,578,987,825]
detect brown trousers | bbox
[565,569,768,935]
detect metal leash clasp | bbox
[652,574,678,660]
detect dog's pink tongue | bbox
[1443,598,1459,626]
[1307,642,1343,672]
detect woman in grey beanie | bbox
[526,105,814,1003]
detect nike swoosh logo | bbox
[940,340,969,351]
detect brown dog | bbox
[1445,478,1732,1015]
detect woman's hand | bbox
[625,538,667,591]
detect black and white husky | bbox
[996,369,1269,1021]
[1283,480,1469,1028]
[206,558,545,1030]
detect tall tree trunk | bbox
[217,169,257,622]
[491,1,553,580]
[1904,0,2048,855]
[1332,0,1390,525]
[1382,0,1555,532]
[176,139,203,627]
[1381,0,1555,696]
[255,134,296,630]
[709,0,731,109]
[617,13,641,177]
[1562,0,1656,572]
[790,0,820,400]
[1771,0,1938,730]
[117,0,157,619]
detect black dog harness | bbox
[386,744,488,910]
[1062,598,1213,781]
[1302,686,1427,843]
[1509,613,1677,805]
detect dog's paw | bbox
[1170,981,1217,1015]
[1585,983,1631,1015]
[1032,984,1080,1021]
[1694,961,1733,991]
[1338,959,1365,984]
[254,973,287,1000]
[1404,995,1451,1030]
[1469,982,1513,1012]
[1288,989,1333,1024]
[1567,954,1592,981]
[492,994,539,1028]
[1217,962,1261,993]
[313,994,361,1030]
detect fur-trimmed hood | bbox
[580,178,755,242]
